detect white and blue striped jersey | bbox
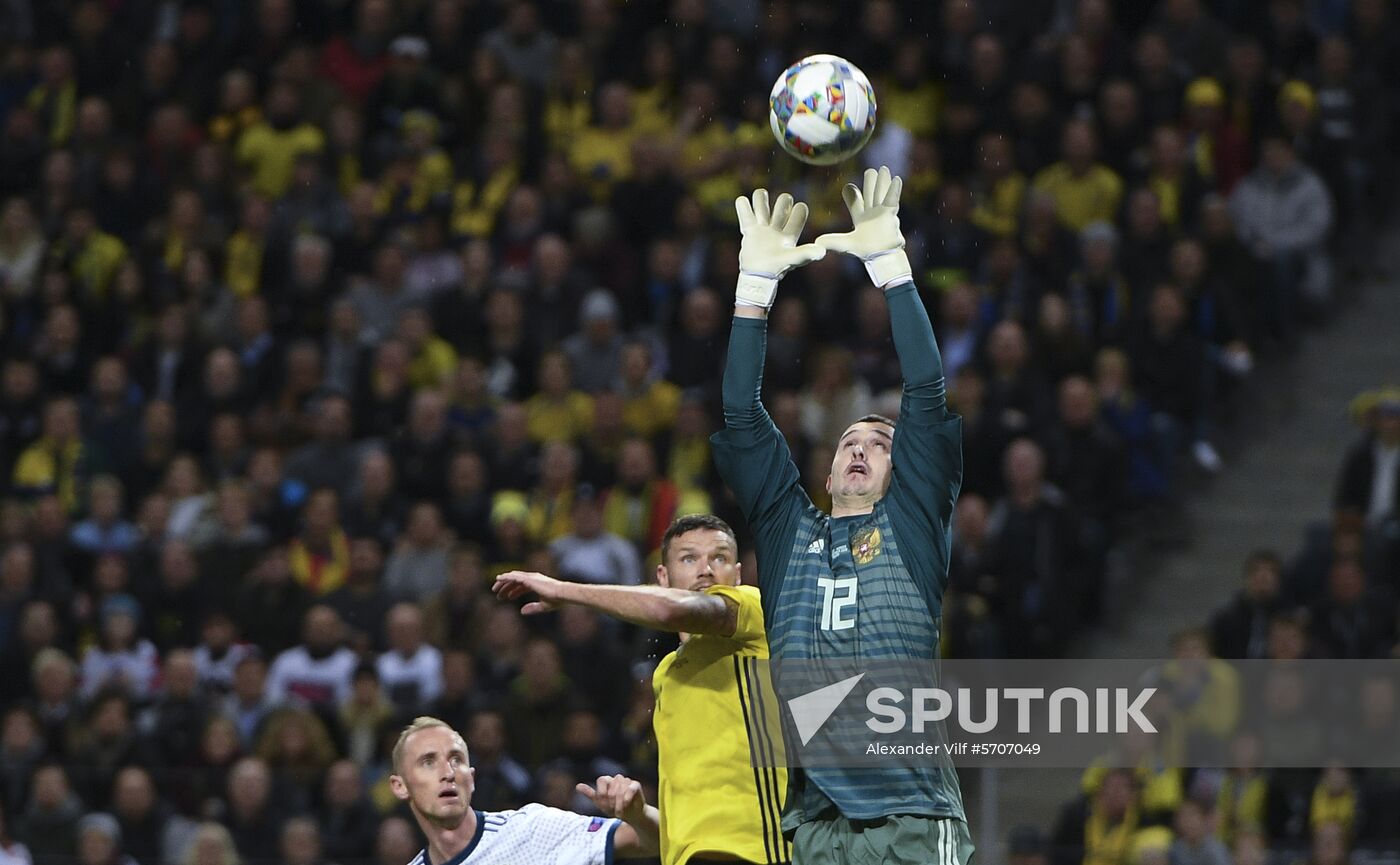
[407,805,622,865]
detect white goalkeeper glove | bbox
[815,165,912,289]
[734,189,826,309]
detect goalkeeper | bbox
[712,167,974,864]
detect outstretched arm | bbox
[886,282,949,417]
[714,189,821,520]
[817,167,962,585]
[720,314,771,433]
[711,189,824,598]
[725,188,823,421]
[815,167,948,417]
[493,570,738,637]
[816,166,950,420]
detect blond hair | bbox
[185,822,241,865]
[390,716,458,774]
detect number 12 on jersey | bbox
[817,577,858,631]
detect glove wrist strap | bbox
[864,249,913,289]
[735,272,779,308]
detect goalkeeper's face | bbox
[658,529,741,592]
[828,422,894,505]
[391,726,475,827]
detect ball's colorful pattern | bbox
[769,54,877,165]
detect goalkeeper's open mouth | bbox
[438,787,461,802]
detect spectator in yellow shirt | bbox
[451,130,520,239]
[1082,719,1183,829]
[631,34,679,136]
[666,393,714,494]
[326,104,365,196]
[209,69,263,144]
[224,195,271,299]
[1215,736,1269,846]
[289,488,352,596]
[375,110,454,219]
[880,41,941,139]
[526,442,579,544]
[12,397,92,513]
[617,341,679,439]
[1146,126,1207,230]
[544,42,593,147]
[54,206,127,300]
[1309,768,1356,837]
[398,307,458,389]
[27,47,77,147]
[569,81,637,201]
[901,138,944,215]
[1154,629,1240,765]
[703,123,771,222]
[236,81,326,200]
[1032,119,1124,232]
[525,351,594,444]
[674,80,764,220]
[148,188,222,281]
[1050,768,1140,865]
[971,131,1027,237]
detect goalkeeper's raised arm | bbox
[814,166,962,529]
[712,189,829,598]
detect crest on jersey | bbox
[851,526,882,565]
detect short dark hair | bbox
[660,514,737,565]
[854,413,896,428]
[842,414,897,439]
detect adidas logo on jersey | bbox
[807,538,825,555]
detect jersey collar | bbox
[429,811,486,865]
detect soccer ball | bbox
[769,54,877,166]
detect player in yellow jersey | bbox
[493,514,789,865]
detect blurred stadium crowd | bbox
[0,0,1398,864]
[1039,387,1400,865]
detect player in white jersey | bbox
[389,716,660,865]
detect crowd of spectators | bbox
[1040,389,1400,865]
[0,0,1397,864]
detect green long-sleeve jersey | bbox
[711,281,966,831]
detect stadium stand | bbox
[1043,385,1400,865]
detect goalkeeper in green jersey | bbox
[711,167,974,865]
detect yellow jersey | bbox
[71,230,128,299]
[235,121,325,200]
[525,391,594,443]
[224,230,264,298]
[1031,162,1124,232]
[622,380,682,439]
[652,584,790,865]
